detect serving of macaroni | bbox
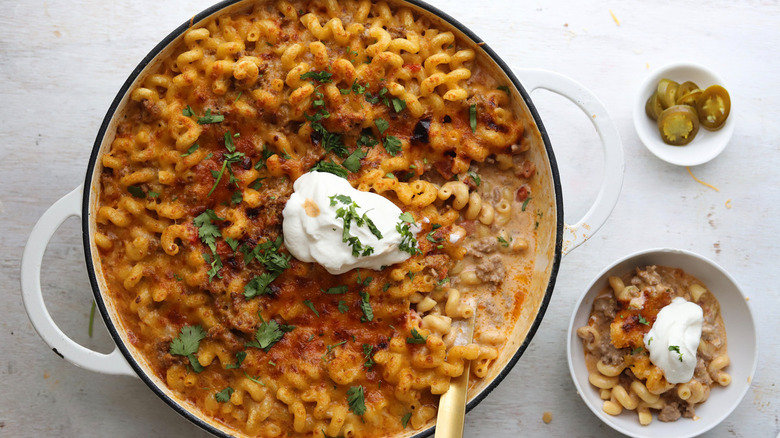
[576,265,730,425]
[92,0,548,436]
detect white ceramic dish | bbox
[567,248,757,438]
[633,62,734,166]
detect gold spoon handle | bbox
[434,306,476,438]
[434,360,471,438]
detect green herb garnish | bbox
[170,325,207,373]
[406,328,427,344]
[469,104,477,133]
[347,385,366,416]
[197,108,224,124]
[215,387,234,403]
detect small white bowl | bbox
[633,63,734,166]
[567,248,757,438]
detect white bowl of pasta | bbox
[567,248,757,438]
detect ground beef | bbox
[658,402,682,422]
[470,237,498,257]
[599,344,625,366]
[592,293,617,320]
[635,265,662,286]
[681,401,696,419]
[475,254,506,284]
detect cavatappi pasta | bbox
[576,266,730,425]
[95,1,539,436]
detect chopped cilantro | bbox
[630,346,644,355]
[383,135,402,156]
[243,371,265,386]
[406,328,427,344]
[467,170,481,186]
[359,292,374,322]
[497,85,511,95]
[347,385,366,416]
[357,129,378,148]
[401,412,412,428]
[311,160,348,178]
[170,325,207,373]
[197,108,224,124]
[522,197,532,212]
[396,214,421,255]
[363,344,375,369]
[304,300,320,317]
[637,315,650,326]
[322,285,348,295]
[669,345,683,362]
[182,106,195,117]
[497,236,512,247]
[375,118,390,134]
[247,315,287,352]
[225,351,247,369]
[469,104,477,133]
[391,97,406,113]
[300,70,333,83]
[181,143,200,157]
[215,387,234,403]
[342,148,366,172]
[127,185,146,198]
[224,237,240,251]
[399,212,415,223]
[231,190,243,205]
[244,273,278,299]
[337,300,349,313]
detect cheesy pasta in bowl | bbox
[73,0,574,436]
[567,248,757,438]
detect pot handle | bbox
[21,185,136,377]
[514,68,624,256]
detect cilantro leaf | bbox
[469,104,477,133]
[347,385,366,416]
[322,285,348,295]
[170,325,207,372]
[244,273,278,299]
[357,129,378,148]
[396,216,421,255]
[250,317,286,352]
[181,143,200,157]
[375,118,389,134]
[338,300,349,313]
[522,197,532,212]
[383,135,402,156]
[342,148,366,173]
[399,212,415,223]
[401,412,412,428]
[225,351,247,369]
[467,170,481,186]
[637,315,650,326]
[215,387,234,403]
[669,345,683,362]
[359,292,373,322]
[362,344,375,369]
[182,106,195,117]
[391,98,406,113]
[300,70,333,83]
[406,328,427,344]
[304,300,320,317]
[197,108,224,124]
[311,160,348,178]
[194,210,223,253]
[127,185,146,198]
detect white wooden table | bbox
[1,0,778,436]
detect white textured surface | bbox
[1,0,779,437]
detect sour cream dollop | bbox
[643,297,703,384]
[282,171,415,275]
